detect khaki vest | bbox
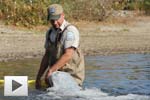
[47,25,85,86]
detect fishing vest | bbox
[46,25,85,86]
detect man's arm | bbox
[46,47,74,78]
[35,49,49,89]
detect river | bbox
[0,54,150,100]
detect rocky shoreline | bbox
[0,16,150,62]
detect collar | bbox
[51,20,69,32]
[59,19,68,31]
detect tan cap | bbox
[47,4,63,20]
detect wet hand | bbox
[45,70,52,84]
[46,69,53,79]
[44,70,53,87]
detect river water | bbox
[0,54,150,100]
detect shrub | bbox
[112,0,150,14]
[0,0,50,27]
[0,0,113,27]
[143,0,150,15]
[0,0,149,27]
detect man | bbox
[35,4,85,89]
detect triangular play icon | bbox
[12,80,22,92]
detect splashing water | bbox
[24,71,150,100]
[1,54,150,100]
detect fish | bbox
[47,71,81,92]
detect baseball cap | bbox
[47,4,63,20]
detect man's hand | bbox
[45,69,53,87]
[35,79,42,89]
[44,47,74,87]
[45,69,53,80]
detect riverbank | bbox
[0,16,150,62]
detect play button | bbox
[4,76,28,96]
[12,80,22,92]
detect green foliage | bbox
[0,0,51,27]
[125,0,143,10]
[112,0,150,14]
[112,0,142,10]
[125,0,150,15]
[0,0,150,27]
[143,0,150,15]
[0,0,112,27]
[113,0,127,10]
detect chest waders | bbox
[47,25,85,86]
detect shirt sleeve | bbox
[64,27,79,49]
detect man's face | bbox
[50,13,64,29]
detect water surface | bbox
[0,54,150,100]
[84,54,150,96]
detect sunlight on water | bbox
[1,71,149,100]
[0,54,150,100]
